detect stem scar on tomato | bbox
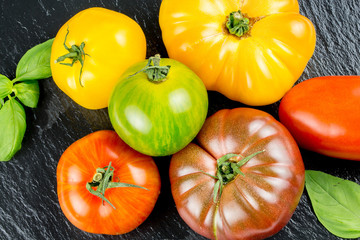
[86,161,148,209]
[54,26,90,87]
[201,150,266,203]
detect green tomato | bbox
[108,55,208,156]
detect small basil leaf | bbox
[305,170,360,239]
[14,81,40,108]
[15,38,54,82]
[0,74,13,99]
[0,98,26,161]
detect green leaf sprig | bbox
[0,38,53,161]
[305,170,360,239]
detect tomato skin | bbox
[50,7,146,109]
[170,108,304,240]
[57,130,161,235]
[279,76,360,160]
[159,0,316,106]
[108,57,208,156]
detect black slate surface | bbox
[0,0,359,240]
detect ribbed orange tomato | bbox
[159,0,316,106]
[57,130,161,235]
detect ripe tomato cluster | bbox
[51,1,359,240]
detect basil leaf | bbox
[305,170,360,239]
[0,74,13,99]
[14,81,40,108]
[15,38,54,82]
[0,98,26,161]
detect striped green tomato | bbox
[108,55,208,157]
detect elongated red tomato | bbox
[57,130,161,234]
[279,76,360,160]
[170,108,304,240]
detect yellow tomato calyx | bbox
[54,26,89,87]
[130,54,171,83]
[226,11,251,37]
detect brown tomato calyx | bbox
[128,54,170,83]
[54,26,89,87]
[201,150,265,203]
[86,161,148,209]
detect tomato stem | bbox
[128,54,170,83]
[86,162,148,209]
[226,11,250,37]
[207,150,265,203]
[54,26,89,87]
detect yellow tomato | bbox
[51,7,146,109]
[159,0,316,106]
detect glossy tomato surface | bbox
[108,57,208,157]
[57,130,161,235]
[279,76,360,160]
[159,0,316,106]
[51,7,146,109]
[170,108,304,240]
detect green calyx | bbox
[86,162,148,209]
[202,150,265,203]
[55,26,89,87]
[226,11,250,37]
[130,54,170,83]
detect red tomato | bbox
[279,76,360,160]
[57,130,161,235]
[170,108,304,240]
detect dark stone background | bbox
[0,0,359,239]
